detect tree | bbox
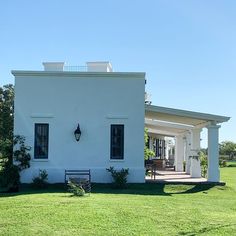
[144,128,155,160]
[0,85,31,191]
[0,84,14,167]
[219,141,236,160]
[0,84,14,141]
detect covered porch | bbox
[145,104,230,183]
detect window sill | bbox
[32,159,49,162]
[109,159,125,162]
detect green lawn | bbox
[0,167,236,236]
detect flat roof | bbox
[11,70,146,79]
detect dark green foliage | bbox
[219,141,236,160]
[67,179,86,196]
[199,151,208,178]
[0,84,14,142]
[0,85,14,168]
[0,85,31,191]
[219,159,227,167]
[0,163,20,191]
[32,169,48,189]
[0,136,31,191]
[106,166,129,188]
[13,135,31,170]
[144,128,155,160]
[183,161,186,172]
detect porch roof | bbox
[145,104,230,136]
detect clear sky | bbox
[1,0,235,147]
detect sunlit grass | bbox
[0,167,235,235]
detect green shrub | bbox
[0,163,20,192]
[106,166,129,188]
[32,169,48,189]
[144,128,155,160]
[199,151,208,178]
[13,135,31,170]
[67,179,85,196]
[183,161,186,172]
[219,159,227,168]
[0,135,31,192]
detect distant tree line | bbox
[201,141,236,160]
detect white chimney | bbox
[43,62,65,71]
[86,62,113,72]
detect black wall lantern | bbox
[74,123,81,142]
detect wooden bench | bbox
[65,169,91,193]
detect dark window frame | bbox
[34,123,49,159]
[110,124,124,160]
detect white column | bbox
[165,138,169,160]
[185,132,191,174]
[207,124,221,182]
[175,135,184,172]
[149,136,153,152]
[190,128,202,178]
[174,138,177,168]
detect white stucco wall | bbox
[13,71,145,183]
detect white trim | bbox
[32,159,49,162]
[11,70,146,79]
[106,115,128,119]
[31,113,54,118]
[109,159,125,162]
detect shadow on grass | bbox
[0,183,66,197]
[178,223,236,235]
[91,183,216,196]
[0,183,218,198]
[172,184,215,195]
[91,183,171,196]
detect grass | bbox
[226,160,236,167]
[0,167,236,236]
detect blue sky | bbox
[1,0,235,146]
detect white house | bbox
[12,62,230,183]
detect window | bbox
[110,124,124,159]
[34,123,49,159]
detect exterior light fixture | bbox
[74,123,81,142]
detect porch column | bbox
[190,128,202,178]
[175,135,184,172]
[185,132,191,174]
[207,123,221,182]
[149,136,153,152]
[165,138,169,160]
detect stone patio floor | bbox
[146,170,208,184]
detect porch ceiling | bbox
[146,127,181,137]
[145,119,190,136]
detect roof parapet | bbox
[42,62,65,71]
